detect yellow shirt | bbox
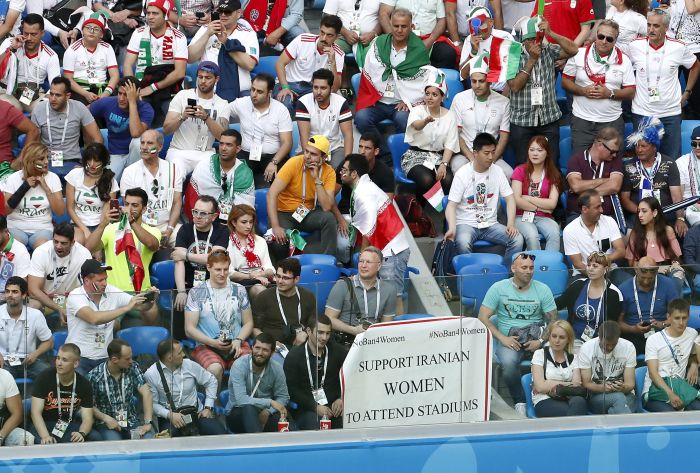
[276,155,336,213]
[101,222,161,292]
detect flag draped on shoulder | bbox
[114,213,145,292]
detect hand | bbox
[424,115,435,125]
[107,205,121,223]
[422,38,435,49]
[264,161,278,182]
[229,338,242,357]
[40,436,56,444]
[675,219,688,237]
[523,340,541,352]
[669,392,684,410]
[83,91,99,103]
[264,31,282,46]
[57,30,72,49]
[276,87,295,102]
[395,101,409,112]
[527,41,542,60]
[128,293,147,310]
[138,423,153,436]
[209,338,232,351]
[469,34,481,52]
[538,17,551,36]
[353,325,366,336]
[111,9,130,22]
[506,226,519,238]
[331,398,343,417]
[258,408,270,426]
[171,248,186,262]
[103,415,121,431]
[163,227,174,242]
[37,176,50,192]
[344,30,359,45]
[24,352,37,365]
[636,321,652,334]
[174,292,188,311]
[359,32,375,45]
[255,275,270,286]
[444,227,455,241]
[208,19,223,36]
[435,163,447,181]
[192,105,210,121]
[682,90,691,107]
[70,431,85,442]
[270,400,288,419]
[687,363,699,385]
[198,407,214,418]
[58,308,67,326]
[125,80,139,103]
[197,13,210,25]
[169,411,186,428]
[139,86,154,98]
[337,218,349,237]
[316,404,333,417]
[123,18,138,28]
[180,13,198,28]
[324,46,336,68]
[25,175,40,187]
[502,335,521,351]
[272,225,288,244]
[293,331,307,346]
[581,85,597,98]
[10,35,24,50]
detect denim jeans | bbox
[9,228,53,251]
[379,248,410,297]
[535,396,588,417]
[632,113,681,159]
[645,398,700,412]
[108,138,142,182]
[77,357,107,377]
[272,81,312,116]
[494,339,527,404]
[514,216,561,252]
[455,223,524,264]
[95,425,156,441]
[355,101,410,161]
[588,391,635,414]
[226,405,282,433]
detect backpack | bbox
[431,239,459,301]
[395,194,436,238]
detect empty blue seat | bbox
[299,264,341,314]
[689,305,700,330]
[387,133,414,184]
[351,73,361,96]
[559,136,573,175]
[252,56,279,79]
[635,366,648,413]
[443,79,464,109]
[532,260,569,298]
[459,263,509,312]
[521,373,537,418]
[185,62,198,88]
[255,188,269,234]
[440,68,460,82]
[453,253,503,273]
[53,198,71,226]
[560,125,570,141]
[512,250,564,265]
[116,326,170,356]
[292,254,337,266]
[53,331,68,355]
[150,260,176,311]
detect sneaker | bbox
[515,403,527,417]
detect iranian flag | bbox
[487,37,522,84]
[424,181,445,212]
[114,213,145,292]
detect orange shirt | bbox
[276,155,336,212]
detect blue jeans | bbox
[5,358,49,380]
[455,223,524,264]
[226,405,282,433]
[514,216,561,252]
[95,424,156,441]
[77,357,107,377]
[272,81,311,116]
[588,391,635,414]
[494,339,527,404]
[632,113,681,159]
[355,101,410,160]
[535,396,588,417]
[379,248,411,297]
[645,399,700,412]
[108,138,141,183]
[9,228,53,251]
[32,421,103,443]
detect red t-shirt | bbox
[532,0,595,42]
[0,100,25,163]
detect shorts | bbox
[191,342,251,370]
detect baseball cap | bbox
[197,61,220,76]
[692,126,700,141]
[218,0,242,11]
[81,259,112,278]
[307,135,330,156]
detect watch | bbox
[609,89,615,100]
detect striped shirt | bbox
[295,92,353,152]
[509,44,562,127]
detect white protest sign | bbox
[341,316,492,429]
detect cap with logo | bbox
[307,135,330,156]
[81,259,113,278]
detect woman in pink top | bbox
[512,136,563,251]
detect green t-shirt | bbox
[101,222,161,292]
[482,279,556,335]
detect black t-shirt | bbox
[32,367,93,423]
[174,222,230,286]
[621,155,680,209]
[252,286,317,346]
[336,161,395,214]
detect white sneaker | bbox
[515,403,527,417]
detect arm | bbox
[267,177,287,239]
[46,190,65,215]
[28,276,63,313]
[620,190,637,214]
[315,179,334,212]
[507,55,537,93]
[686,0,700,14]
[444,200,457,240]
[573,23,592,47]
[83,122,104,145]
[608,237,626,262]
[188,26,214,63]
[28,337,53,362]
[275,53,293,90]
[129,220,160,252]
[532,361,567,394]
[75,406,93,440]
[122,52,136,78]
[325,306,363,335]
[162,110,185,136]
[0,9,20,39]
[569,253,587,274]
[522,184,560,212]
[494,131,509,161]
[378,3,393,33]
[275,131,293,166]
[75,297,140,325]
[0,394,22,439]
[297,119,310,150]
[147,61,186,93]
[491,0,504,29]
[444,1,459,42]
[423,18,446,50]
[341,121,353,157]
[31,397,53,443]
[505,194,517,228]
[17,117,39,146]
[137,383,154,431]
[167,192,183,236]
[127,86,149,137]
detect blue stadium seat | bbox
[689,305,700,330]
[53,198,71,225]
[532,260,569,298]
[440,68,460,82]
[150,260,176,311]
[351,73,361,97]
[559,136,573,175]
[512,250,564,265]
[185,62,198,88]
[291,121,300,157]
[154,127,173,159]
[443,79,464,109]
[292,254,337,266]
[452,253,503,273]
[560,125,570,141]
[394,313,432,321]
[299,264,341,314]
[255,188,269,234]
[681,120,700,155]
[459,263,509,312]
[502,146,516,168]
[116,326,170,356]
[229,123,241,132]
[635,366,648,413]
[252,56,279,79]
[53,331,68,356]
[387,133,414,184]
[521,373,537,418]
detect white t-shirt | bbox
[28,241,92,296]
[65,284,133,360]
[670,0,700,54]
[226,234,274,273]
[0,305,52,358]
[643,327,699,394]
[126,26,188,66]
[0,40,60,91]
[577,337,636,384]
[448,162,512,227]
[629,36,697,118]
[405,105,460,153]
[563,215,622,275]
[606,7,647,56]
[0,239,30,281]
[0,369,18,409]
[1,171,62,234]
[62,39,118,85]
[283,34,344,84]
[65,168,119,227]
[168,89,230,152]
[531,348,577,405]
[323,0,381,34]
[381,0,445,34]
[295,92,353,152]
[451,89,510,150]
[563,46,636,122]
[229,97,293,154]
[120,160,184,228]
[1,0,26,38]
[458,29,513,90]
[189,19,259,92]
[676,152,700,199]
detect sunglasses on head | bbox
[517,253,536,261]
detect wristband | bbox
[104,86,114,95]
[151,83,159,92]
[78,431,87,440]
[520,69,531,77]
[281,84,291,90]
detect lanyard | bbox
[300,168,319,208]
[193,226,213,255]
[4,309,26,355]
[547,347,570,368]
[645,40,665,91]
[249,357,266,397]
[358,276,381,322]
[103,363,127,408]
[585,150,605,179]
[660,329,682,368]
[46,101,70,148]
[50,248,73,293]
[584,280,605,328]
[305,342,328,389]
[205,281,233,330]
[579,219,601,250]
[56,373,77,422]
[276,287,301,326]
[633,276,657,322]
[636,155,660,184]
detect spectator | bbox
[628,9,698,160]
[555,252,623,351]
[563,189,627,285]
[226,204,275,299]
[531,320,587,417]
[86,339,155,441]
[643,298,700,411]
[120,130,184,247]
[63,14,119,106]
[561,19,635,154]
[163,61,230,176]
[0,97,38,168]
[401,72,458,201]
[144,338,227,436]
[225,332,290,433]
[251,258,316,349]
[184,250,254,389]
[89,77,155,181]
[27,224,92,322]
[1,142,64,251]
[578,320,637,414]
[283,314,346,430]
[0,14,60,113]
[88,0,146,61]
[683,223,700,288]
[65,143,119,245]
[508,17,578,165]
[267,135,337,261]
[30,77,104,182]
[24,0,87,49]
[275,15,344,116]
[478,253,558,416]
[0,367,34,445]
[185,129,255,222]
[85,188,161,293]
[66,259,159,374]
[535,0,594,46]
[677,125,700,226]
[242,0,304,49]
[512,135,562,252]
[605,0,647,56]
[670,0,700,119]
[451,54,512,178]
[322,0,382,54]
[296,68,353,168]
[30,343,98,444]
[448,2,504,44]
[188,0,259,100]
[228,73,293,188]
[0,216,30,294]
[445,133,523,263]
[618,257,681,354]
[123,0,188,128]
[0,276,53,379]
[565,127,624,223]
[172,0,214,38]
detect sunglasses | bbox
[151,178,159,196]
[596,33,615,43]
[221,173,228,193]
[517,253,536,261]
[691,140,700,148]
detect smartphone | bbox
[187,98,197,108]
[142,291,156,303]
[110,199,120,211]
[211,11,219,21]
[195,11,205,18]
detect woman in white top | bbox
[531,320,588,417]
[1,143,64,250]
[605,0,647,55]
[65,143,118,245]
[226,204,274,299]
[401,74,460,202]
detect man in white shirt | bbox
[458,7,511,91]
[229,73,293,188]
[28,223,92,324]
[163,61,230,176]
[445,132,523,262]
[562,19,636,154]
[295,68,353,168]
[0,216,31,297]
[578,320,637,414]
[676,124,700,226]
[0,277,53,380]
[628,9,699,159]
[188,0,259,100]
[323,0,382,53]
[65,259,159,375]
[121,129,184,247]
[0,367,34,445]
[451,54,512,178]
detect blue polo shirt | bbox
[618,275,680,325]
[90,97,154,154]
